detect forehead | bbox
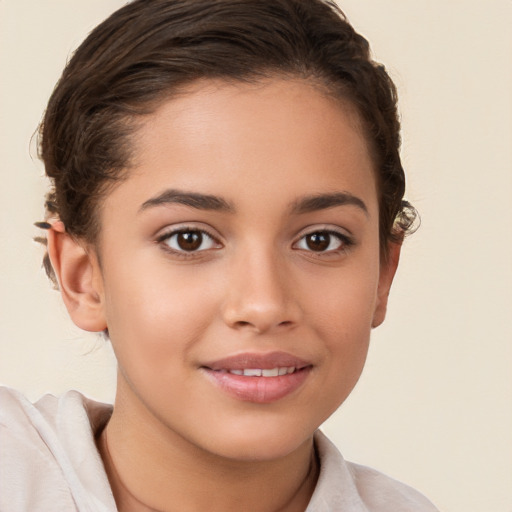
[103,78,378,221]
[136,77,371,151]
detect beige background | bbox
[1,1,511,510]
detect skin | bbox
[48,78,400,511]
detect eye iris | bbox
[177,231,202,251]
[306,232,330,251]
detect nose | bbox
[221,250,301,334]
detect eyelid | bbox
[155,221,221,240]
[292,225,355,253]
[294,224,353,241]
[155,223,223,255]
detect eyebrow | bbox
[140,189,234,213]
[139,189,367,216]
[291,192,368,215]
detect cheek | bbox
[101,261,220,368]
[303,259,379,392]
[308,261,380,337]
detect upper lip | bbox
[201,351,311,371]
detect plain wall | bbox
[0,1,511,511]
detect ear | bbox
[372,241,402,328]
[47,223,107,332]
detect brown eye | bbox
[162,229,218,253]
[305,233,330,251]
[176,231,202,251]
[295,231,346,253]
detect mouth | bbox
[214,367,299,377]
[200,352,312,403]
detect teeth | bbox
[243,369,262,377]
[227,367,296,377]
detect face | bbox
[82,79,397,461]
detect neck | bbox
[97,389,319,512]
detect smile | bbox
[201,352,312,403]
[215,367,298,377]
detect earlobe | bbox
[47,225,107,332]
[372,241,401,328]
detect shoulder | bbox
[0,387,115,512]
[345,460,440,512]
[307,431,440,512]
[0,386,112,451]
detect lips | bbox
[201,352,312,403]
[225,367,297,377]
[202,351,310,371]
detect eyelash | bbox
[293,229,354,255]
[156,227,354,258]
[156,226,222,258]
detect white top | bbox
[0,387,439,511]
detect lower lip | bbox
[202,367,311,403]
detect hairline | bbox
[79,74,385,258]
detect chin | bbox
[196,416,317,462]
[210,437,311,462]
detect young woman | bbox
[1,1,438,510]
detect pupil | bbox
[306,233,329,251]
[177,231,202,251]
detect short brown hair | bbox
[38,0,416,282]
